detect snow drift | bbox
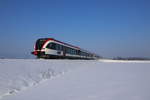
[0,59,150,100]
[0,59,83,99]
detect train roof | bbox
[38,38,80,50]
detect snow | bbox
[0,59,150,100]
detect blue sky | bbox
[0,0,150,58]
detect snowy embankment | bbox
[0,59,150,100]
[0,59,82,99]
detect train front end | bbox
[31,38,48,58]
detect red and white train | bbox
[31,38,99,59]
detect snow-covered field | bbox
[0,59,150,100]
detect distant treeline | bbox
[113,57,150,60]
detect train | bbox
[31,38,100,59]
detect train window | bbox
[52,43,56,50]
[84,53,86,56]
[70,48,73,54]
[69,49,70,53]
[46,43,56,50]
[81,51,82,55]
[70,48,72,54]
[83,52,85,56]
[68,48,70,53]
[56,44,61,50]
[78,50,81,55]
[59,45,63,50]
[72,49,74,54]
[56,44,58,50]
[59,45,62,50]
[75,50,77,55]
[35,39,47,50]
[67,47,71,54]
[66,47,72,54]
[81,52,83,56]
[46,43,52,49]
[65,47,69,53]
[73,49,76,54]
[69,48,71,54]
[62,46,65,51]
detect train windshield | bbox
[35,38,47,50]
